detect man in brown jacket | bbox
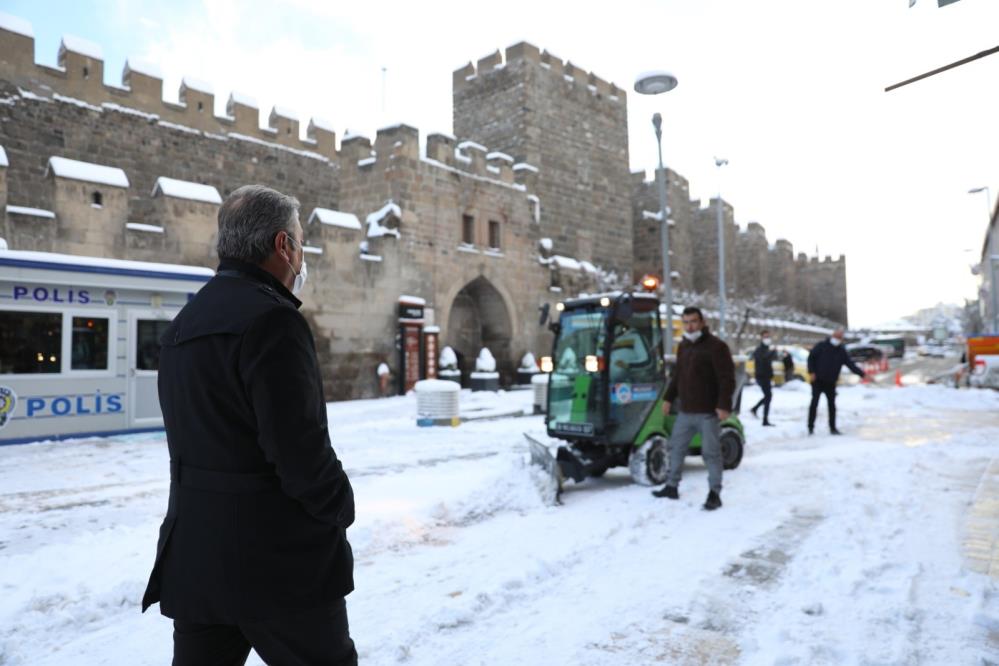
[653,306,735,510]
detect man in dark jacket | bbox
[142,185,357,665]
[652,306,735,510]
[807,328,866,435]
[750,330,777,426]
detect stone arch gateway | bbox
[445,276,514,384]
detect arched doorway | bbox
[446,276,514,385]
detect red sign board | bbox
[402,324,422,393]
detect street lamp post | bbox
[714,157,729,338]
[969,186,997,332]
[635,71,679,355]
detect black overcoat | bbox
[141,259,354,623]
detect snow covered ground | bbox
[1,382,998,664]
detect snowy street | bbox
[2,382,999,665]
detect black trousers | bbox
[752,378,773,421]
[808,380,837,430]
[173,598,357,666]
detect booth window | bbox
[71,317,109,370]
[137,319,171,371]
[91,191,103,207]
[462,214,475,245]
[0,311,62,374]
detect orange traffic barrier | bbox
[895,369,903,387]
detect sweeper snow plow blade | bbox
[524,433,565,503]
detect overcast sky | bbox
[5,0,998,327]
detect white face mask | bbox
[830,337,842,346]
[284,235,308,296]
[683,330,702,342]
[762,337,772,346]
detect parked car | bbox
[846,344,886,363]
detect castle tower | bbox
[453,43,633,274]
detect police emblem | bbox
[0,386,16,429]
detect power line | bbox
[885,44,999,92]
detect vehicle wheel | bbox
[629,435,670,486]
[721,428,744,470]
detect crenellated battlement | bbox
[339,124,533,193]
[453,41,625,102]
[0,14,337,158]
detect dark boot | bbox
[830,427,842,435]
[750,405,759,418]
[703,490,722,511]
[653,485,679,499]
[808,425,814,435]
[763,420,775,427]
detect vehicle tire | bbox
[721,428,744,470]
[629,435,670,486]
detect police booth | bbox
[0,249,213,446]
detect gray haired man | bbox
[143,185,357,665]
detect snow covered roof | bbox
[513,163,539,173]
[60,35,103,60]
[151,177,222,204]
[47,156,129,188]
[457,140,487,153]
[366,202,402,238]
[486,152,514,162]
[227,91,257,108]
[181,77,213,95]
[270,106,298,121]
[0,12,33,38]
[342,129,367,141]
[0,248,214,278]
[398,295,426,305]
[125,222,164,233]
[308,207,361,230]
[0,146,7,168]
[309,117,335,133]
[123,58,162,80]
[6,205,55,219]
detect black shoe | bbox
[808,426,814,435]
[750,406,759,419]
[830,428,842,435]
[703,490,722,511]
[653,485,679,499]
[763,421,775,427]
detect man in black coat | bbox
[750,330,777,426]
[807,328,866,435]
[142,185,357,665]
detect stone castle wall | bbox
[453,43,634,276]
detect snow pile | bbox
[151,177,222,205]
[180,77,213,95]
[366,202,401,239]
[475,348,497,373]
[439,346,458,370]
[0,145,8,167]
[377,363,390,377]
[125,222,164,234]
[46,156,129,188]
[520,352,537,371]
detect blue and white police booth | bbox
[0,249,214,445]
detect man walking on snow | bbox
[653,307,735,510]
[750,329,778,426]
[807,327,866,435]
[142,185,357,665]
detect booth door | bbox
[127,310,172,428]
